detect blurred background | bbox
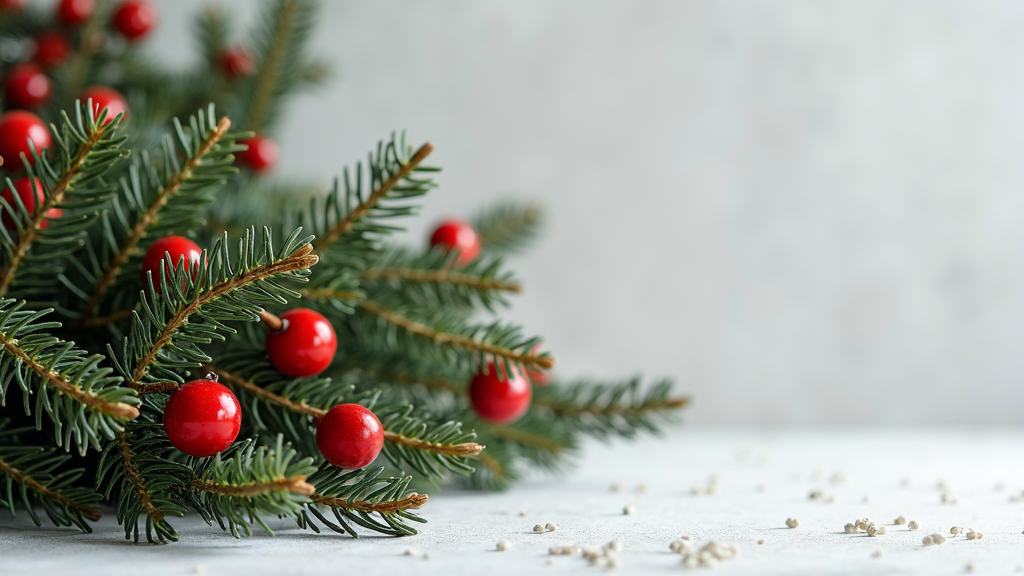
[148,0,1024,427]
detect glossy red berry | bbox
[141,235,202,292]
[235,135,278,174]
[218,47,255,79]
[57,0,93,26]
[80,86,128,124]
[0,111,51,168]
[111,0,156,41]
[33,32,71,68]
[315,404,384,469]
[163,379,241,457]
[265,308,337,377]
[469,363,532,424]
[4,64,51,109]
[430,219,481,265]
[1,177,61,230]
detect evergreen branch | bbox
[115,432,165,524]
[0,300,139,454]
[333,361,464,395]
[464,443,520,491]
[490,426,568,455]
[313,142,435,253]
[300,287,363,301]
[243,0,303,131]
[358,299,553,371]
[298,464,427,537]
[189,475,315,497]
[0,454,101,522]
[77,116,234,325]
[310,491,427,514]
[382,431,483,458]
[472,201,543,255]
[363,267,521,293]
[208,363,329,418]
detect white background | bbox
[146,0,1024,427]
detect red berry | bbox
[218,47,255,79]
[1,177,61,230]
[315,404,384,469]
[141,235,202,292]
[4,64,51,109]
[469,363,532,424]
[265,308,337,378]
[33,32,71,68]
[111,0,156,41]
[430,219,481,265]
[235,135,278,174]
[57,0,93,26]
[163,379,241,457]
[80,86,128,124]
[0,111,51,168]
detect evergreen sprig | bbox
[533,377,688,439]
[300,464,427,537]
[472,201,543,256]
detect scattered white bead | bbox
[866,526,878,537]
[966,563,976,573]
[922,535,934,546]
[611,482,623,493]
[757,539,765,545]
[809,490,825,500]
[929,534,946,545]
[950,526,961,536]
[605,538,625,552]
[786,517,800,529]
[908,520,920,531]
[403,548,418,557]
[545,522,558,532]
[623,505,636,516]
[872,550,882,558]
[423,552,434,560]
[193,566,205,575]
[844,523,857,534]
[518,510,527,517]
[533,524,545,533]
[496,540,512,551]
[894,516,907,525]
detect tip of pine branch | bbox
[288,477,316,496]
[411,142,435,164]
[113,402,141,420]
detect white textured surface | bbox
[4,429,1024,575]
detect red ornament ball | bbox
[4,64,52,109]
[218,47,255,79]
[1,177,61,230]
[265,308,337,377]
[141,235,202,292]
[0,111,51,168]
[80,86,128,124]
[469,363,532,424]
[163,379,241,457]
[57,0,93,26]
[33,32,71,68]
[429,219,481,265]
[111,0,156,41]
[315,404,384,469]
[235,135,278,174]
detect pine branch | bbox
[0,106,129,300]
[532,377,687,439]
[472,201,543,255]
[0,426,102,532]
[298,464,427,537]
[74,109,239,325]
[0,299,139,454]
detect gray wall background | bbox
[146,0,1024,427]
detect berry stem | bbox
[258,309,283,331]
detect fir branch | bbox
[298,464,427,537]
[189,475,315,498]
[242,0,304,131]
[363,267,521,293]
[490,425,568,456]
[76,114,234,325]
[472,201,543,255]
[333,361,464,395]
[310,491,427,514]
[382,431,482,458]
[300,287,363,301]
[115,432,165,524]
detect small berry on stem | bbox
[235,135,278,173]
[218,47,255,79]
[163,379,242,457]
[57,0,94,26]
[430,219,480,265]
[265,308,337,377]
[141,235,202,293]
[1,177,62,230]
[468,362,531,424]
[80,86,128,124]
[315,403,384,469]
[111,0,157,41]
[0,111,52,168]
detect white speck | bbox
[844,523,857,534]
[636,484,648,494]
[496,540,512,551]
[518,510,527,517]
[611,482,623,493]
[951,526,961,536]
[872,550,882,558]
[423,552,434,560]
[894,516,907,525]
[545,523,558,532]
[922,535,934,546]
[605,538,625,552]
[193,566,205,575]
[966,563,975,573]
[623,505,636,515]
[786,518,800,528]
[757,539,765,545]
[908,520,920,531]
[403,548,418,557]
[533,524,544,533]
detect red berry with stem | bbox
[111,0,157,41]
[163,379,241,457]
[80,86,128,124]
[141,235,202,292]
[33,32,71,68]
[1,177,61,230]
[218,47,255,79]
[235,135,278,174]
[315,404,384,469]
[430,219,481,265]
[4,64,52,109]
[57,0,93,26]
[265,308,337,377]
[469,362,532,424]
[0,111,51,168]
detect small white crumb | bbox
[623,505,636,516]
[831,471,848,485]
[922,535,934,546]
[867,526,878,537]
[894,516,907,525]
[785,518,800,529]
[545,558,555,566]
[496,540,512,551]
[403,548,418,556]
[193,566,205,575]
[966,563,975,573]
[681,535,693,542]
[929,534,946,545]
[611,482,623,493]
[908,520,920,531]
[809,490,825,500]
[757,539,765,545]
[605,538,625,552]
[518,510,528,517]
[878,527,886,535]
[844,523,857,534]
[533,524,545,533]
[607,555,621,569]
[950,526,961,536]
[872,550,882,558]
[545,522,558,532]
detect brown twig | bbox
[0,329,139,420]
[313,142,435,254]
[189,475,315,498]
[129,244,318,387]
[310,492,428,514]
[0,456,102,522]
[117,432,163,522]
[76,117,232,327]
[258,310,283,331]
[534,396,690,416]
[384,431,483,457]
[361,267,522,293]
[299,288,363,301]
[358,299,554,371]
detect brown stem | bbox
[313,142,435,254]
[358,299,554,371]
[76,117,232,327]
[0,124,108,297]
[310,492,428,514]
[129,244,318,387]
[258,310,283,331]
[189,475,315,498]
[361,268,522,293]
[0,328,138,420]
[299,288,363,301]
[117,432,163,522]
[384,431,483,457]
[243,0,297,131]
[535,396,690,416]
[0,455,102,522]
